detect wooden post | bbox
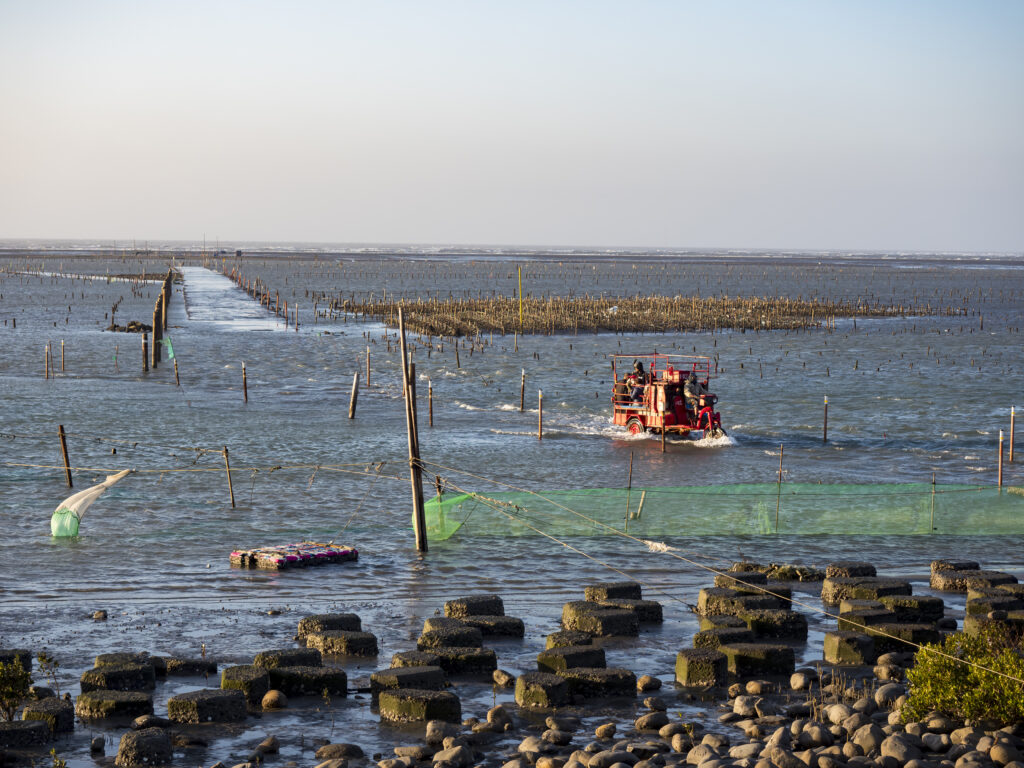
[152,302,160,368]
[223,446,236,508]
[242,362,248,403]
[60,339,65,372]
[428,380,433,427]
[998,430,1004,488]
[822,396,828,443]
[661,424,666,453]
[538,389,543,440]
[399,308,428,552]
[775,443,783,533]
[58,424,72,488]
[348,372,359,419]
[455,343,460,369]
[142,333,149,372]
[366,346,371,387]
[1010,406,1016,463]
[520,369,525,412]
[45,344,50,379]
[173,358,180,386]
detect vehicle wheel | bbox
[625,417,645,435]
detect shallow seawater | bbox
[1,251,1023,766]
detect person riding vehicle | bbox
[683,372,707,416]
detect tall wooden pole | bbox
[366,346,371,387]
[400,308,428,552]
[822,396,828,443]
[538,389,543,440]
[223,446,236,508]
[348,373,359,419]
[998,430,1004,489]
[520,369,525,412]
[242,362,248,403]
[142,333,149,372]
[58,424,72,488]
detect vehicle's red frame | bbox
[611,353,725,437]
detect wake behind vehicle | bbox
[611,354,726,439]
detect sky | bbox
[0,0,1022,252]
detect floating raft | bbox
[230,541,358,570]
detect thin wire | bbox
[1,461,406,482]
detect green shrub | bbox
[903,624,1024,725]
[0,660,32,722]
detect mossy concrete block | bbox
[584,581,643,601]
[0,649,32,673]
[823,631,876,665]
[444,595,505,618]
[826,562,877,578]
[115,727,172,768]
[966,595,1024,616]
[22,698,74,733]
[268,665,348,696]
[561,601,639,636]
[866,624,942,655]
[675,648,727,686]
[597,599,663,623]
[370,665,446,696]
[559,667,637,699]
[167,688,247,723]
[837,609,897,631]
[714,571,767,588]
[931,559,980,575]
[75,690,154,720]
[378,688,461,723]
[878,595,946,624]
[515,672,569,708]
[537,645,606,673]
[221,664,270,706]
[931,569,1019,592]
[461,615,526,637]
[821,577,912,605]
[997,583,1024,598]
[94,652,157,671]
[546,630,593,649]
[839,599,884,613]
[417,626,483,650]
[964,613,1024,636]
[699,614,747,631]
[718,643,795,678]
[307,630,379,656]
[298,613,362,641]
[693,627,755,649]
[80,663,156,693]
[162,657,217,676]
[0,721,50,748]
[431,647,497,675]
[254,648,322,669]
[391,651,441,668]
[736,609,808,640]
[697,588,781,616]
[423,617,467,632]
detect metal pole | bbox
[58,424,72,488]
[823,396,828,443]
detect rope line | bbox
[1,461,406,482]
[423,460,1024,687]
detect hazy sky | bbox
[1,1,1021,251]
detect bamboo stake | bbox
[61,339,65,372]
[174,358,180,386]
[998,430,1004,488]
[242,362,248,403]
[625,451,633,532]
[142,333,149,372]
[366,346,371,387]
[58,424,72,488]
[399,308,428,552]
[223,446,236,508]
[428,379,433,427]
[823,396,828,443]
[537,389,543,440]
[1010,406,1016,463]
[520,369,525,412]
[44,344,50,379]
[348,372,359,419]
[455,343,460,369]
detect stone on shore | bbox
[307,630,379,657]
[221,665,270,707]
[115,727,172,767]
[267,665,348,696]
[391,651,441,668]
[378,689,461,723]
[697,588,781,616]
[736,609,808,640]
[866,623,942,655]
[75,690,154,720]
[297,613,362,641]
[431,647,497,675]
[821,577,913,605]
[595,599,664,623]
[21,697,74,733]
[584,582,643,601]
[878,595,946,623]
[80,663,156,692]
[693,627,755,649]
[559,667,636,698]
[537,645,606,673]
[561,602,639,636]
[823,631,877,665]
[417,626,484,650]
[254,648,322,669]
[461,615,526,637]
[718,643,795,678]
[930,569,1018,592]
[546,630,594,649]
[0,721,50,748]
[444,595,505,618]
[370,666,447,696]
[167,688,247,723]
[515,672,570,708]
[675,649,727,687]
[826,562,877,578]
[162,657,217,676]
